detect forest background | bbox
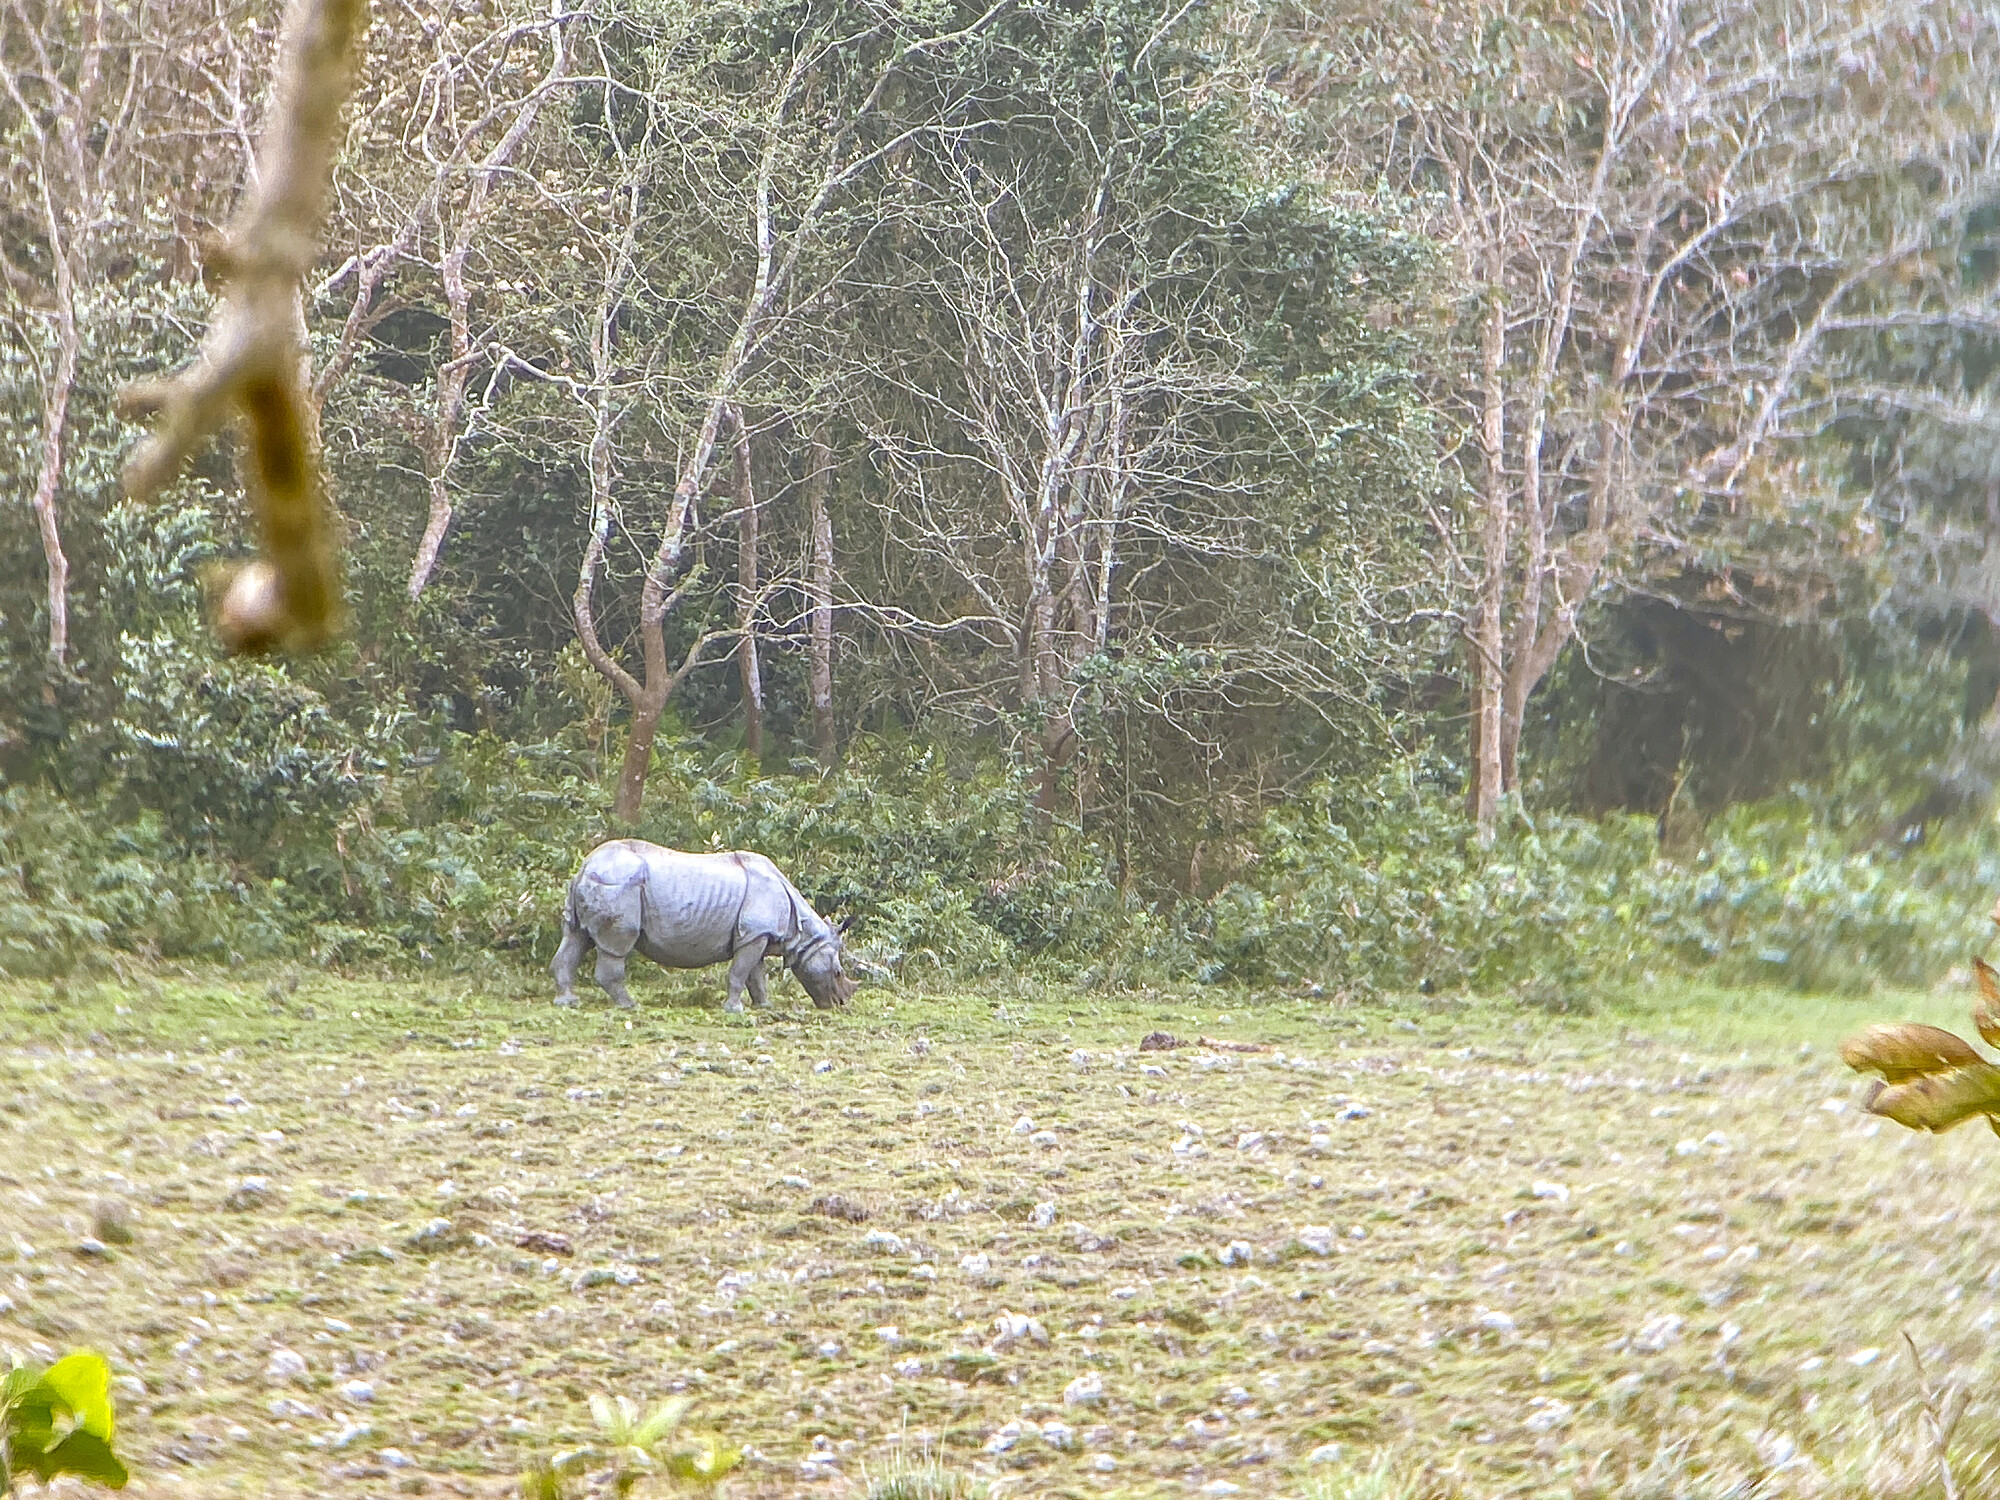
[5,0,2000,1000]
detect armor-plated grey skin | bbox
[550,840,858,1013]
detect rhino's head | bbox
[795,917,859,1009]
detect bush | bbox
[1203,763,2000,995]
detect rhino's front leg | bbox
[725,939,770,1014]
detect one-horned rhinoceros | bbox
[551,840,857,1012]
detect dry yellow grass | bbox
[3,970,1999,1498]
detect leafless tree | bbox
[0,0,246,668]
[1265,0,2000,835]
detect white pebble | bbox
[959,1252,992,1274]
[339,1380,375,1404]
[1062,1371,1105,1407]
[264,1349,308,1384]
[1634,1313,1684,1352]
[1531,1181,1570,1203]
[812,1060,834,1074]
[1297,1226,1334,1256]
[1523,1399,1573,1433]
[1031,1201,1057,1228]
[1013,1115,1035,1135]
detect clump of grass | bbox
[1300,1451,1426,1500]
[863,1439,987,1500]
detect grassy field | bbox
[5,964,2000,1499]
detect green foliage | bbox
[518,1393,739,1497]
[0,1351,129,1493]
[1214,761,2000,997]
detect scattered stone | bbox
[864,1229,908,1255]
[781,1175,810,1190]
[812,1060,835,1074]
[1362,1340,1397,1356]
[572,1267,619,1292]
[270,1398,319,1420]
[1335,1103,1371,1122]
[984,1421,1022,1454]
[1478,1310,1517,1334]
[1703,1131,1731,1150]
[894,1357,922,1377]
[1111,1285,1139,1300]
[405,1217,464,1252]
[265,1349,309,1385]
[1848,1347,1881,1367]
[1523,1398,1573,1433]
[1139,1031,1182,1051]
[564,1087,603,1102]
[516,1230,573,1256]
[1029,1130,1059,1148]
[1090,1455,1117,1472]
[1820,1098,1847,1114]
[1236,1131,1267,1152]
[339,1380,375,1404]
[1063,1372,1105,1407]
[812,1194,870,1223]
[1389,1380,1420,1397]
[1069,1050,1093,1068]
[1031,1202,1057,1228]
[611,1265,641,1285]
[1013,1115,1035,1135]
[74,1237,110,1258]
[1297,1226,1334,1256]
[873,1325,902,1346]
[959,1252,992,1275]
[1634,1313,1684,1353]
[1040,1420,1074,1449]
[1674,1139,1702,1157]
[1531,1181,1570,1203]
[817,1340,843,1358]
[377,1449,415,1469]
[1201,1482,1242,1496]
[1219,1240,1255,1266]
[329,1421,372,1450]
[989,1311,1049,1349]
[1307,1442,1344,1464]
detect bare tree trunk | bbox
[729,405,763,763]
[613,687,667,823]
[1469,270,1508,839]
[30,300,77,673]
[406,8,569,600]
[806,425,836,767]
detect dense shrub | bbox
[6,725,1995,996]
[1214,765,2000,996]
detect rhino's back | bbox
[630,844,748,966]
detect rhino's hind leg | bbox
[725,939,770,1014]
[551,923,590,1008]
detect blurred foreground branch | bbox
[118,0,362,653]
[1841,899,2000,1136]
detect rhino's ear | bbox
[836,913,858,936]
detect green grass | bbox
[3,964,2000,1497]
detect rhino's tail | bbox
[562,877,587,940]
